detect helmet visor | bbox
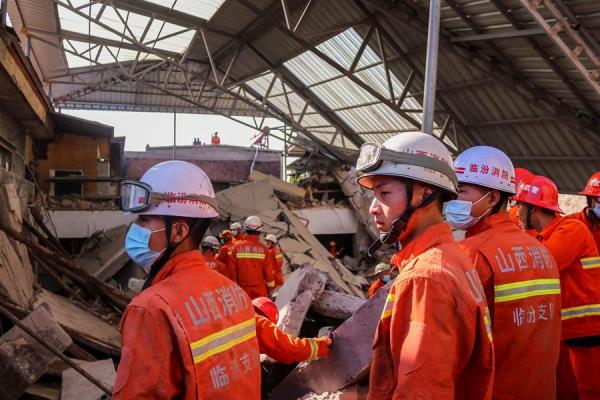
[356,143,382,173]
[121,180,152,212]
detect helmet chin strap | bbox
[367,182,438,257]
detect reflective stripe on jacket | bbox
[461,212,561,399]
[368,223,494,400]
[113,251,260,400]
[537,216,600,340]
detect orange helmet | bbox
[219,229,233,240]
[514,168,534,188]
[515,175,563,213]
[252,297,279,323]
[579,172,600,197]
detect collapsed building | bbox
[0,0,599,398]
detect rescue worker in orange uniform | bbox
[116,160,260,399]
[515,174,600,400]
[450,146,561,399]
[265,234,284,288]
[211,131,221,145]
[508,167,533,227]
[201,236,227,277]
[216,229,236,281]
[230,221,244,244]
[252,297,332,363]
[566,172,600,251]
[367,263,391,299]
[355,132,494,399]
[231,216,275,299]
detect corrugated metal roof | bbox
[7,0,600,192]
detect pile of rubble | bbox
[0,169,388,399]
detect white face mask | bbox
[444,192,492,231]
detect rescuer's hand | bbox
[316,337,333,357]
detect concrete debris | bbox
[332,167,378,241]
[312,290,367,320]
[317,326,335,338]
[61,359,115,400]
[217,181,365,297]
[0,306,72,400]
[299,386,368,400]
[270,282,391,399]
[23,383,60,400]
[76,225,131,282]
[276,265,327,336]
[249,170,306,204]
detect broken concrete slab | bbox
[312,290,367,320]
[76,225,130,281]
[33,289,120,354]
[270,282,391,399]
[279,237,312,254]
[0,305,72,400]
[275,265,327,336]
[61,359,116,400]
[249,170,305,204]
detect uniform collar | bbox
[394,222,454,270]
[537,216,563,242]
[582,208,600,228]
[465,212,513,238]
[151,250,206,286]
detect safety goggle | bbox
[356,142,457,186]
[120,180,219,213]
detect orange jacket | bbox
[267,246,284,287]
[202,251,227,277]
[536,216,600,340]
[231,234,275,299]
[255,315,330,364]
[565,208,600,253]
[508,205,521,227]
[460,213,561,399]
[368,223,494,400]
[113,251,260,400]
[216,241,236,281]
[367,278,385,299]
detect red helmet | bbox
[514,168,534,188]
[579,172,600,197]
[515,175,563,213]
[252,297,279,323]
[219,229,233,240]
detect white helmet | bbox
[202,235,220,250]
[244,215,262,231]
[454,146,516,194]
[356,132,458,195]
[124,160,218,218]
[265,234,277,243]
[230,222,242,231]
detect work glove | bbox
[316,337,333,357]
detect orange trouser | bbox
[241,283,268,300]
[557,342,579,400]
[570,345,600,400]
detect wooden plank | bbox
[0,306,72,400]
[0,183,22,231]
[33,290,121,354]
[0,231,35,308]
[61,359,116,400]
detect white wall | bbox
[49,210,136,238]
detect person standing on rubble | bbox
[565,171,600,251]
[367,263,391,299]
[252,297,332,363]
[201,235,227,277]
[230,216,275,299]
[217,229,236,281]
[449,146,561,399]
[355,132,494,399]
[515,175,600,400]
[265,234,284,288]
[116,160,260,399]
[230,221,244,244]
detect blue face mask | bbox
[594,203,600,218]
[125,223,166,271]
[444,192,491,231]
[381,275,391,283]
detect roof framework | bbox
[6,0,600,192]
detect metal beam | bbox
[450,27,545,43]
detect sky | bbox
[63,110,286,152]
